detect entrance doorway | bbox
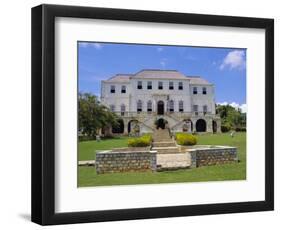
[196,119,207,132]
[156,118,166,129]
[212,120,217,133]
[157,101,164,115]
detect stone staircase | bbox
[152,128,191,170]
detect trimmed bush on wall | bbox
[175,133,197,146]
[128,134,153,147]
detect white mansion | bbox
[100,69,221,135]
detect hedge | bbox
[128,134,153,147]
[235,127,246,132]
[175,133,197,146]
[221,124,231,133]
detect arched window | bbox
[179,100,184,112]
[137,100,142,113]
[121,104,126,116]
[147,100,152,113]
[169,100,174,112]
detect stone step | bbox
[153,139,173,142]
[156,153,191,170]
[153,141,176,147]
[152,146,180,154]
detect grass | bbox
[78,132,246,187]
[78,136,129,161]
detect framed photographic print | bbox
[31,4,274,225]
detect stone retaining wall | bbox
[96,150,157,174]
[188,146,238,168]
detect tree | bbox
[216,104,246,130]
[78,92,119,137]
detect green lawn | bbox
[78,136,129,161]
[78,132,246,187]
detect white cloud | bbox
[79,42,103,49]
[220,50,245,70]
[157,47,164,52]
[160,58,168,69]
[217,102,247,113]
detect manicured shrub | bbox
[128,134,153,147]
[175,133,197,146]
[235,127,246,132]
[221,124,231,133]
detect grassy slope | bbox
[78,132,246,187]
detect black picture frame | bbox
[31,4,274,225]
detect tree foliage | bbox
[78,92,119,137]
[216,104,246,131]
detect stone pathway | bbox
[152,128,191,170]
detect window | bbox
[110,104,115,112]
[169,82,174,90]
[137,81,142,89]
[147,81,152,90]
[178,82,183,90]
[193,87,197,94]
[169,100,174,112]
[110,85,115,93]
[203,105,208,115]
[203,87,207,95]
[147,100,152,113]
[193,105,198,115]
[158,81,163,90]
[121,85,126,93]
[121,104,126,116]
[179,101,184,112]
[137,100,142,112]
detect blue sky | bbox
[78,42,246,111]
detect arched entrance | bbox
[128,120,139,135]
[112,119,124,134]
[212,120,217,133]
[196,119,206,132]
[156,118,166,129]
[157,101,164,115]
[183,119,193,132]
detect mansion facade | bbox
[100,69,221,135]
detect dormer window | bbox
[203,87,207,95]
[193,87,197,94]
[158,81,163,90]
[110,85,115,93]
[178,82,183,90]
[169,82,174,90]
[137,81,142,89]
[121,85,126,93]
